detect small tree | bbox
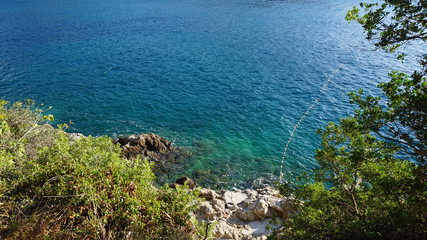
[274,1,426,239]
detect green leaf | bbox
[42,114,54,121]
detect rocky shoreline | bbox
[170,177,291,240]
[68,132,291,239]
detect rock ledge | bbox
[171,177,292,240]
[195,186,291,239]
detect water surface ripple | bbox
[0,0,418,188]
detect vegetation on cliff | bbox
[1,1,425,240]
[273,1,426,239]
[0,100,204,239]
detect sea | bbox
[0,0,421,189]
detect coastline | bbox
[70,130,276,190]
[68,131,291,239]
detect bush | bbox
[0,100,202,239]
[272,1,426,239]
[275,120,424,239]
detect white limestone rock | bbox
[212,198,226,212]
[198,201,216,220]
[213,220,243,239]
[223,190,248,206]
[200,188,220,201]
[194,186,292,240]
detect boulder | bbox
[212,220,243,239]
[251,199,269,221]
[212,198,226,212]
[236,207,256,222]
[199,188,220,201]
[170,176,199,189]
[198,201,217,220]
[241,219,274,239]
[244,189,258,200]
[258,186,281,197]
[117,133,173,161]
[236,199,270,221]
[223,190,248,206]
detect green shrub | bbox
[272,1,426,239]
[275,122,424,239]
[0,100,202,239]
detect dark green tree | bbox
[345,0,426,189]
[273,1,426,239]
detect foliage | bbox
[0,100,203,239]
[276,120,424,239]
[192,219,217,240]
[345,0,426,189]
[346,0,426,54]
[273,1,426,239]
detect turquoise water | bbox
[0,0,419,188]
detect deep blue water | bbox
[0,0,420,188]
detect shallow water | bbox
[0,0,420,188]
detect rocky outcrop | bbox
[194,186,292,239]
[116,133,174,161]
[170,176,199,189]
[116,133,193,184]
[171,177,292,239]
[65,132,190,183]
[68,133,85,141]
[63,129,291,239]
